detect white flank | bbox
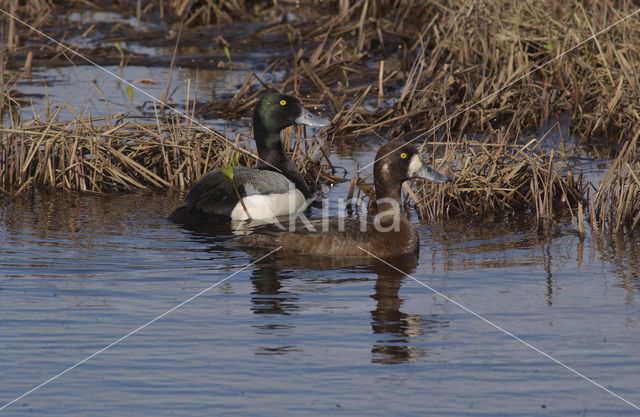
[229,188,306,220]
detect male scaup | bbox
[238,140,451,258]
[169,93,330,224]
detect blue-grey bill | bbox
[416,165,451,183]
[296,106,331,128]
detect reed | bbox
[0,111,334,195]
[591,127,640,233]
[344,128,587,223]
[7,0,638,142]
[165,0,247,26]
[415,137,586,223]
[2,0,639,229]
[181,0,639,148]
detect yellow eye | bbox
[280,99,287,106]
[400,152,407,159]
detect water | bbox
[2,7,640,416]
[14,63,270,123]
[1,187,639,416]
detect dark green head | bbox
[253,93,330,146]
[251,93,330,198]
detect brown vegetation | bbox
[1,0,639,231]
[195,0,640,142]
[345,130,587,225]
[0,111,334,194]
[591,127,640,233]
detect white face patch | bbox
[407,154,423,177]
[380,161,391,176]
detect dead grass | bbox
[163,0,248,26]
[6,0,639,141]
[188,0,639,144]
[2,0,639,230]
[591,126,640,233]
[0,110,335,195]
[417,138,586,222]
[0,0,53,51]
[345,128,587,224]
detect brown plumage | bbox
[238,140,451,259]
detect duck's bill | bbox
[416,165,451,183]
[296,106,331,128]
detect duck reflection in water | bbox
[369,255,449,365]
[250,265,299,316]
[240,249,448,364]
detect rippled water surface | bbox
[2,187,640,416]
[3,6,640,415]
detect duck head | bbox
[253,93,330,145]
[252,93,330,199]
[373,141,450,205]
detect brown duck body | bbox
[243,215,419,258]
[238,140,450,259]
[281,219,418,257]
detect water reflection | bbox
[425,215,640,302]
[369,255,449,365]
[250,266,299,315]
[228,248,449,365]
[0,191,177,240]
[427,215,543,271]
[172,205,640,366]
[594,231,640,300]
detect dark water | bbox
[1,187,640,416]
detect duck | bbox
[169,93,331,224]
[238,140,451,258]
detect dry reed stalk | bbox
[403,134,587,222]
[167,0,246,26]
[187,0,640,145]
[0,106,336,195]
[5,0,639,145]
[591,127,640,233]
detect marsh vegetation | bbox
[1,0,638,234]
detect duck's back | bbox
[169,167,306,223]
[239,216,419,258]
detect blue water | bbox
[1,187,639,416]
[2,6,640,414]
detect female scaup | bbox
[239,140,451,258]
[169,93,330,224]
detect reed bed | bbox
[0,112,334,194]
[6,0,639,141]
[2,0,639,230]
[5,0,639,139]
[591,127,640,233]
[417,138,586,222]
[345,130,587,223]
[191,0,640,143]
